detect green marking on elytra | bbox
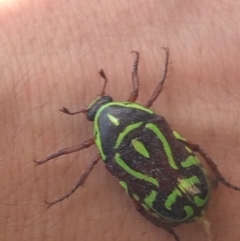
[142,204,150,211]
[173,130,186,141]
[115,153,159,187]
[94,128,106,160]
[178,176,200,195]
[99,102,154,116]
[181,156,200,168]
[144,189,196,222]
[94,102,154,160]
[133,194,140,201]
[146,123,178,170]
[107,114,120,126]
[173,131,193,153]
[178,176,209,207]
[143,190,162,218]
[122,102,154,114]
[194,195,208,207]
[88,96,101,109]
[119,181,128,194]
[115,122,143,148]
[132,139,150,158]
[151,213,160,219]
[185,146,192,153]
[194,156,201,164]
[184,206,194,219]
[144,190,158,208]
[165,188,182,211]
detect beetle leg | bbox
[59,69,110,115]
[98,69,109,96]
[59,106,88,115]
[144,47,169,108]
[182,140,240,191]
[128,51,140,102]
[164,227,180,241]
[46,153,101,208]
[129,191,180,241]
[34,137,95,165]
[132,199,180,241]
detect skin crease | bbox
[1,0,240,240]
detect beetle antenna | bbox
[99,69,108,96]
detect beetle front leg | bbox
[59,106,88,115]
[182,140,240,191]
[128,51,140,103]
[144,47,169,108]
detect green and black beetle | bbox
[35,48,240,241]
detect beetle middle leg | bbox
[46,153,101,208]
[182,140,240,191]
[34,137,99,207]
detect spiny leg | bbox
[59,69,109,115]
[98,69,108,96]
[60,107,88,116]
[46,153,101,208]
[128,51,140,102]
[183,140,240,191]
[144,47,169,108]
[34,137,95,165]
[165,227,180,241]
[132,198,180,241]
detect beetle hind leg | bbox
[131,198,180,241]
[183,140,240,191]
[165,227,180,241]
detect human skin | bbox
[1,0,240,241]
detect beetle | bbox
[35,48,240,241]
